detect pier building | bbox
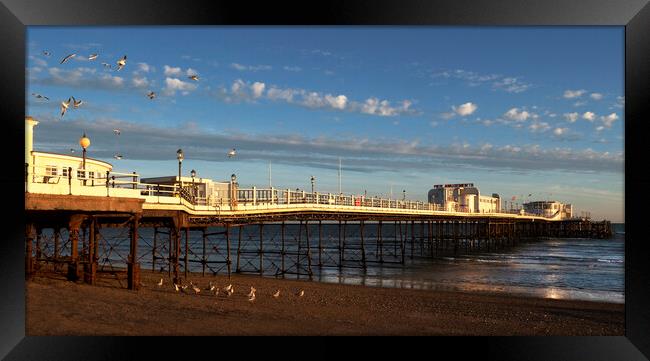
[427,183,501,213]
[523,201,573,220]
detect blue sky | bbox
[26,27,624,221]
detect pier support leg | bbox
[53,227,61,272]
[202,228,206,277]
[127,215,141,290]
[360,221,366,270]
[25,223,35,280]
[67,216,84,282]
[281,222,286,276]
[226,225,232,280]
[84,217,97,285]
[306,221,313,278]
[236,225,242,273]
[184,227,189,280]
[318,220,323,268]
[259,223,264,276]
[35,227,42,270]
[152,227,158,272]
[173,226,180,285]
[378,220,383,263]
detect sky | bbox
[25,27,624,222]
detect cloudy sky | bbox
[26,27,624,222]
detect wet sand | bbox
[26,269,624,336]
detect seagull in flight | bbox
[227,148,236,158]
[42,50,52,57]
[113,154,123,160]
[60,53,76,64]
[116,55,127,71]
[113,128,121,135]
[157,278,163,287]
[188,74,199,81]
[32,93,49,101]
[272,289,280,298]
[88,53,98,61]
[147,91,156,99]
[60,97,71,117]
[71,96,83,108]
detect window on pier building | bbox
[45,165,57,176]
[77,169,85,179]
[61,167,69,177]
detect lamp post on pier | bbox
[191,169,196,202]
[176,149,184,192]
[79,132,90,185]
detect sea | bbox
[63,222,625,304]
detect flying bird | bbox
[71,96,83,108]
[116,55,127,71]
[188,74,199,81]
[227,148,236,158]
[60,53,76,64]
[157,278,163,287]
[147,91,156,99]
[296,290,304,298]
[32,93,49,101]
[88,53,98,61]
[42,50,52,57]
[60,97,71,117]
[113,154,123,160]
[272,290,280,298]
[113,128,121,135]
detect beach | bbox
[26,269,624,336]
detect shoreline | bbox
[26,269,624,336]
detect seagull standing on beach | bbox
[174,283,180,292]
[214,287,220,296]
[157,278,163,287]
[247,286,256,297]
[248,292,256,302]
[296,290,304,298]
[272,290,280,298]
[190,282,201,294]
[116,55,127,71]
[224,284,232,292]
[60,97,71,117]
[60,53,76,64]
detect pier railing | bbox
[26,162,558,218]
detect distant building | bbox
[139,175,234,206]
[523,201,573,220]
[427,183,500,213]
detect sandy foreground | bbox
[26,269,624,336]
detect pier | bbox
[25,176,612,291]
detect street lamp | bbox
[79,132,90,185]
[310,175,315,194]
[230,173,237,207]
[190,169,196,201]
[402,189,406,201]
[176,149,184,187]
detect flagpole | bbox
[338,157,341,194]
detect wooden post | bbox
[25,223,35,280]
[127,215,140,290]
[259,223,264,275]
[305,221,313,278]
[184,227,189,279]
[360,221,366,269]
[226,225,232,279]
[201,228,206,276]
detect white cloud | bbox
[163,65,182,77]
[564,112,579,123]
[137,63,151,73]
[231,63,272,71]
[492,77,530,93]
[564,89,587,98]
[590,93,603,100]
[573,101,587,107]
[504,107,530,122]
[324,94,348,110]
[452,102,478,116]
[528,121,550,133]
[553,127,568,136]
[601,113,619,127]
[267,87,298,102]
[582,111,596,122]
[596,126,605,132]
[162,77,198,96]
[131,76,149,88]
[251,82,266,98]
[359,97,411,116]
[283,66,302,72]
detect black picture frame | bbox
[2,0,649,359]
